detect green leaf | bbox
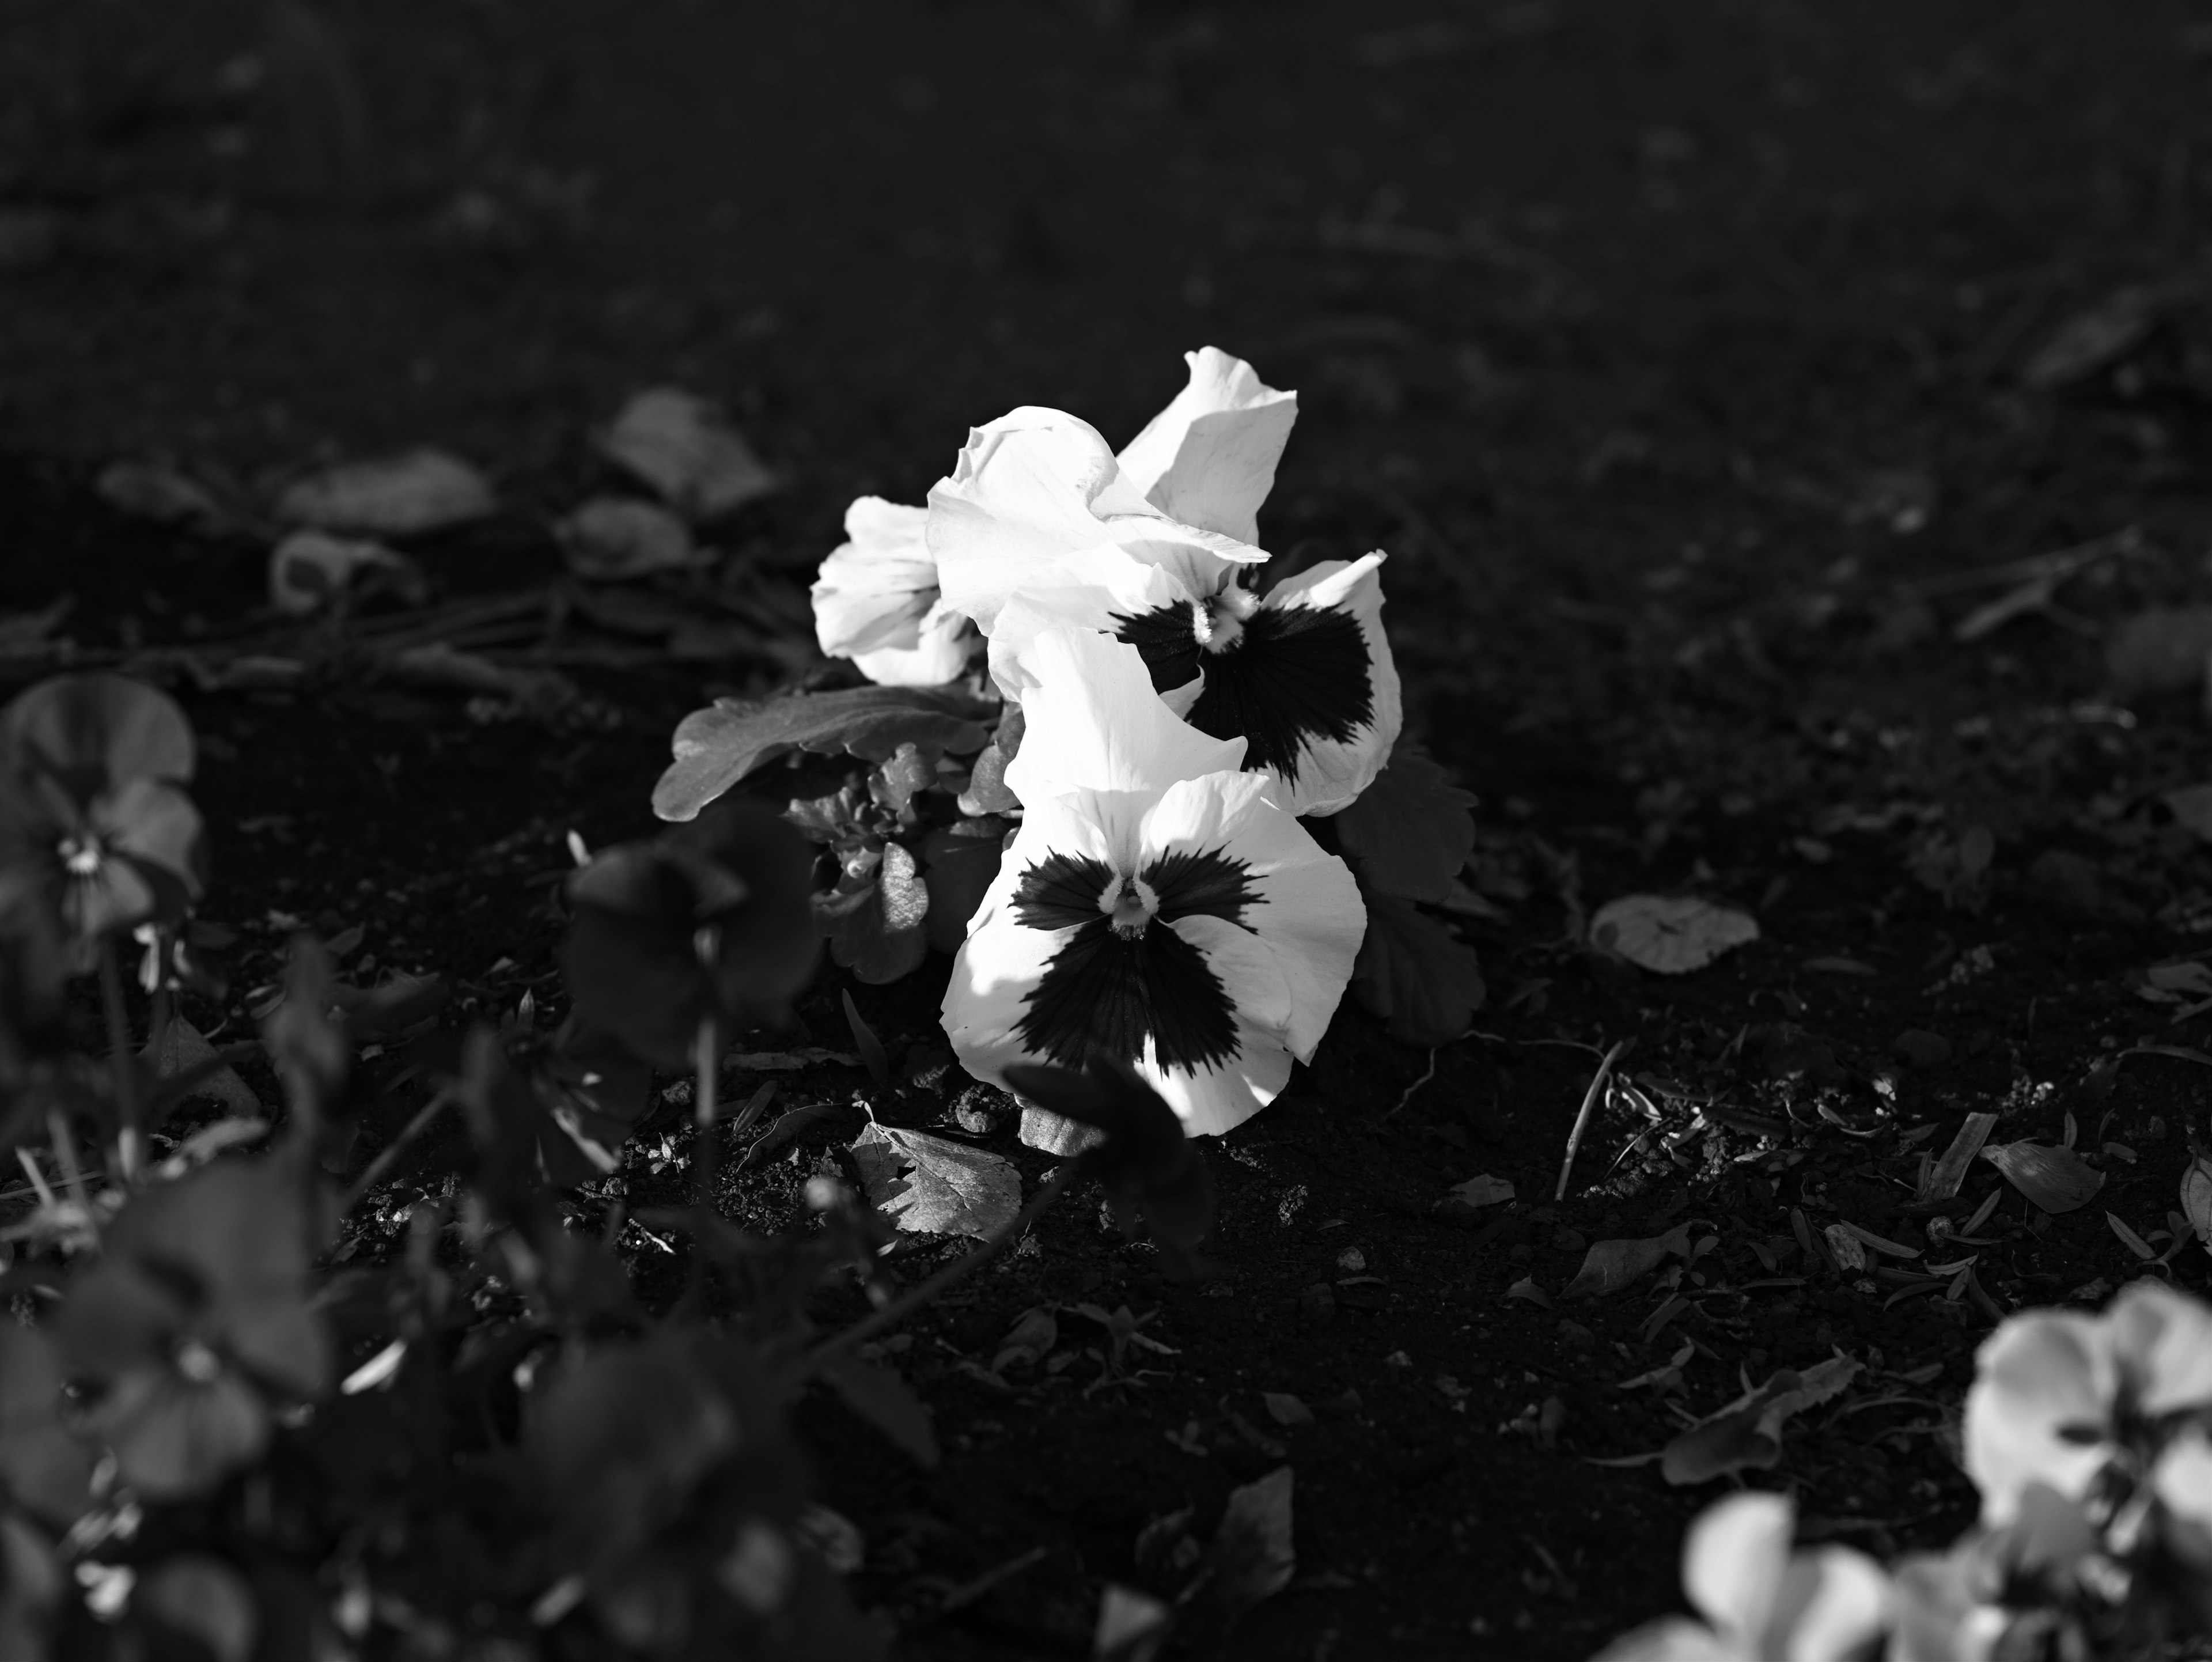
[820,1357,939,1468]
[1349,894,1486,1044]
[653,686,994,822]
[1332,746,1475,902]
[849,1122,1021,1240]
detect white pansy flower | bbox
[1592,1493,1892,1662]
[985,541,1400,816]
[810,496,974,686]
[930,351,1400,816]
[941,628,1364,1137]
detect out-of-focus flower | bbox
[1888,1483,2100,1662]
[942,629,1363,1137]
[1964,1278,2212,1529]
[0,675,205,972]
[809,497,975,686]
[1590,1491,1891,1662]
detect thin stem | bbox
[97,938,142,1182]
[675,1016,721,1316]
[804,1163,1078,1378]
[338,1089,454,1216]
[47,1110,91,1221]
[1555,1037,1631,1202]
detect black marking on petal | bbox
[1112,603,1204,698]
[1014,917,1241,1073]
[1188,603,1372,785]
[1012,851,1115,931]
[1145,846,1259,927]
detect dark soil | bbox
[7,2,2212,1657]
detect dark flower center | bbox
[1010,846,1260,1072]
[1113,595,1373,784]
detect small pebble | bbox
[1336,1245,1366,1274]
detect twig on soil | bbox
[1381,1048,1439,1120]
[1555,1038,1631,1202]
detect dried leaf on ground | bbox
[268,529,418,615]
[2106,605,2212,698]
[1661,1355,1860,1485]
[1564,1225,1692,1299]
[1349,894,1486,1044]
[96,461,236,531]
[2020,279,2197,390]
[1590,895,1758,975]
[2180,1155,2211,1256]
[1094,1583,1173,1662]
[1983,1139,2105,1213]
[599,387,779,521]
[1445,1174,1514,1207]
[849,1122,1022,1240]
[273,449,496,536]
[558,497,701,580]
[1207,1466,1294,1625]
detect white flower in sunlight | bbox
[1114,345,1299,547]
[1591,1492,1891,1662]
[929,351,1399,816]
[941,629,1364,1137]
[986,542,1401,816]
[809,496,975,686]
[1964,1278,2212,1529]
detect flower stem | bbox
[97,937,142,1182]
[804,1162,1078,1379]
[338,1088,454,1216]
[1554,1036,1630,1202]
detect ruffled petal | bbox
[1683,1491,1793,1650]
[984,547,1196,704]
[1963,1311,2117,1526]
[850,597,975,687]
[1115,346,1298,547]
[1141,774,1363,1061]
[1004,630,1243,801]
[1241,552,1402,816]
[929,407,1265,633]
[810,497,938,659]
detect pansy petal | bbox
[1763,1547,1892,1662]
[811,497,938,660]
[1005,630,1244,801]
[1683,1491,1793,1650]
[1139,1008,1292,1138]
[1963,1311,2116,1525]
[2154,1425,2212,1536]
[1168,913,1294,1042]
[1178,551,1401,817]
[2105,1278,2212,1417]
[985,547,1198,703]
[1888,1551,2006,1662]
[1115,346,1298,547]
[1141,774,1364,1060]
[929,407,1264,633]
[98,778,205,892]
[850,598,975,687]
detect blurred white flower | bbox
[1964,1278,2212,1528]
[809,496,975,686]
[941,628,1363,1137]
[1590,1492,1891,1662]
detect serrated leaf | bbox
[849,1122,1021,1240]
[1349,894,1485,1044]
[1563,1225,1691,1299]
[1333,747,1476,901]
[821,1357,938,1468]
[1206,1466,1294,1626]
[653,687,994,821]
[1660,1356,1859,1485]
[1591,895,1759,975]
